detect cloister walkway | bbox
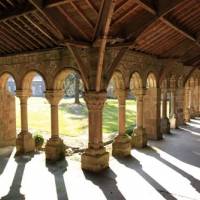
[0,120,200,200]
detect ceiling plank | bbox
[28,0,65,41]
[23,14,58,45]
[57,6,91,40]
[70,2,94,29]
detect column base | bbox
[131,127,147,148]
[45,137,65,162]
[112,134,131,157]
[81,147,109,172]
[160,117,170,134]
[170,115,178,129]
[16,131,35,154]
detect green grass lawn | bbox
[16,97,136,137]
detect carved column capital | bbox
[45,90,64,105]
[115,89,128,105]
[134,88,146,98]
[83,91,107,110]
[16,89,32,102]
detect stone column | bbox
[112,89,131,157]
[160,89,170,134]
[81,91,109,172]
[132,89,147,148]
[15,90,35,154]
[45,90,65,162]
[184,88,190,122]
[170,89,178,128]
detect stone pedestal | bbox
[112,134,131,157]
[45,137,65,162]
[16,131,35,154]
[132,127,147,148]
[81,147,109,172]
[170,114,178,129]
[160,117,170,134]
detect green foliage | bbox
[34,133,44,147]
[125,125,135,136]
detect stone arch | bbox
[111,71,125,90]
[146,72,157,88]
[0,72,16,90]
[130,72,143,90]
[53,68,82,90]
[21,70,47,91]
[169,75,176,89]
[0,72,16,147]
[177,76,184,88]
[160,78,168,89]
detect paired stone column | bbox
[170,89,178,128]
[132,89,147,148]
[16,90,35,154]
[184,88,190,122]
[45,90,65,162]
[160,90,170,134]
[81,91,109,172]
[112,89,131,157]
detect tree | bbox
[74,73,80,104]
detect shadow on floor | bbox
[0,154,33,200]
[150,126,200,168]
[0,147,14,176]
[140,146,200,194]
[46,159,68,200]
[116,155,177,200]
[83,168,126,200]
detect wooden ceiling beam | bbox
[94,0,116,91]
[106,48,127,81]
[66,45,89,90]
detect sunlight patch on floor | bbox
[132,149,200,200]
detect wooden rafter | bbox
[106,48,127,82]
[94,0,116,91]
[184,66,200,85]
[66,45,89,90]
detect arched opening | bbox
[53,69,87,148]
[0,73,17,147]
[20,71,48,146]
[129,72,147,147]
[103,72,135,137]
[144,72,162,140]
[105,71,133,156]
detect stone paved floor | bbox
[0,119,200,200]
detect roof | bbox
[0,0,199,68]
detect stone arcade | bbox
[0,0,200,173]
